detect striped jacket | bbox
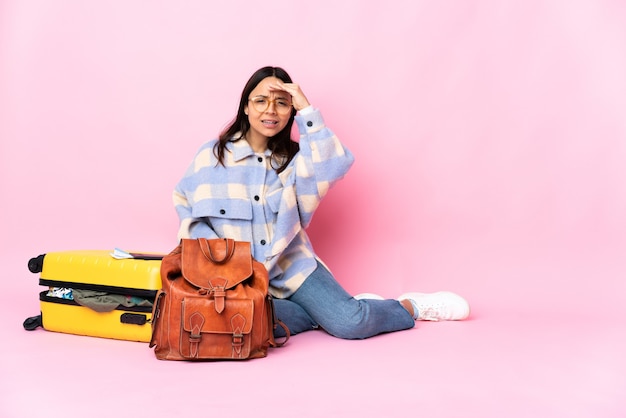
[172,108,355,298]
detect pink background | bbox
[1,1,625,417]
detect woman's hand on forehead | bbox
[269,80,311,111]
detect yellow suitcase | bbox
[24,250,163,342]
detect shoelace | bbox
[416,307,441,321]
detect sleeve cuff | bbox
[298,105,314,115]
[295,107,324,134]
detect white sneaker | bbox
[353,293,384,300]
[398,291,470,321]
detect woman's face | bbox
[244,76,292,143]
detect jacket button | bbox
[254,195,260,201]
[219,209,226,215]
[306,121,313,127]
[260,240,266,245]
[257,157,263,162]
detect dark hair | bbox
[214,66,299,173]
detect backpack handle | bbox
[199,238,235,264]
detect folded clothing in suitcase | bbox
[24,250,163,342]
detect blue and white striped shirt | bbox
[173,108,354,298]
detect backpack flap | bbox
[180,296,254,359]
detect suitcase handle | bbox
[128,253,164,260]
[120,313,147,325]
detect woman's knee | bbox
[273,298,318,337]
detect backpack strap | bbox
[266,295,290,347]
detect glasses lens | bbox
[251,97,268,112]
[250,97,292,114]
[274,99,292,114]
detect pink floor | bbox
[2,1,626,416]
[2,243,625,418]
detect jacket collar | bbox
[228,135,272,162]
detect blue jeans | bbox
[273,261,415,339]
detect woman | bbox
[173,66,470,339]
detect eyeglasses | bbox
[248,96,293,115]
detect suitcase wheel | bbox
[23,315,43,331]
[28,254,46,273]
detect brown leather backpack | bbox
[149,238,288,360]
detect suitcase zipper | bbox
[39,279,158,299]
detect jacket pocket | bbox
[265,188,283,215]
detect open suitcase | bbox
[24,250,163,342]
